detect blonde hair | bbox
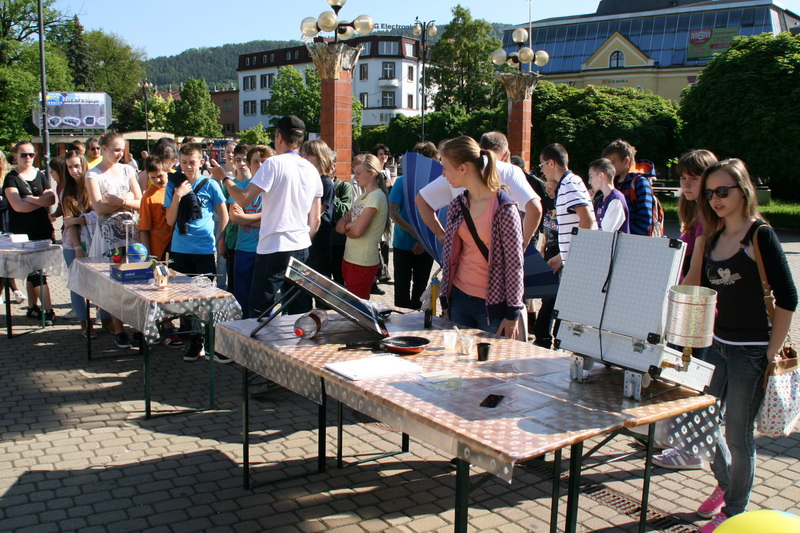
[0,150,8,178]
[300,139,334,177]
[676,149,717,234]
[441,135,501,192]
[352,153,391,235]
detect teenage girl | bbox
[693,159,797,533]
[438,136,524,339]
[336,154,389,299]
[0,149,27,305]
[2,141,56,324]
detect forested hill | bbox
[146,23,509,89]
[146,40,303,89]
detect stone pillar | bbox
[308,42,361,181]
[495,71,541,170]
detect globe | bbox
[126,243,149,263]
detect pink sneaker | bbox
[697,486,726,518]
[698,512,728,533]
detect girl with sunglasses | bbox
[693,158,796,532]
[2,141,57,325]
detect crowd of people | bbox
[0,116,796,532]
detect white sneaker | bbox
[652,447,704,470]
[12,290,27,304]
[64,309,77,319]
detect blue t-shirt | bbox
[388,176,417,252]
[227,179,261,253]
[164,177,226,254]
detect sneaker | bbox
[26,306,42,319]
[114,332,132,349]
[213,353,234,364]
[12,290,27,304]
[652,448,704,470]
[44,310,56,326]
[80,321,98,339]
[162,334,184,348]
[370,283,385,295]
[697,486,726,518]
[698,512,729,533]
[63,309,76,319]
[183,342,205,362]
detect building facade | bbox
[210,88,239,137]
[236,35,424,131]
[503,0,800,100]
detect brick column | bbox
[495,72,541,170]
[308,42,362,182]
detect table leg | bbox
[564,441,583,533]
[143,333,151,419]
[86,300,92,361]
[38,270,45,328]
[4,278,12,339]
[551,448,562,533]
[453,458,470,533]
[401,433,410,453]
[207,318,216,410]
[318,378,326,474]
[337,401,344,468]
[639,423,656,533]
[243,366,251,490]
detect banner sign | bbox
[32,92,112,131]
[687,27,739,59]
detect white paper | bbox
[324,355,423,381]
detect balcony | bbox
[377,77,400,88]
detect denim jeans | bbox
[62,248,88,322]
[249,249,310,318]
[705,340,768,517]
[448,286,502,335]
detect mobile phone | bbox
[479,394,505,408]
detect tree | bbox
[0,0,67,66]
[18,41,73,91]
[427,5,503,113]
[532,82,683,180]
[65,16,92,90]
[680,32,800,199]
[237,123,271,146]
[169,78,221,137]
[266,66,321,132]
[127,90,175,133]
[0,66,37,147]
[84,30,146,110]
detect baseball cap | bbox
[276,115,305,133]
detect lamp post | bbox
[412,17,437,142]
[138,80,153,152]
[300,0,374,181]
[490,28,549,169]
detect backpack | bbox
[628,173,664,237]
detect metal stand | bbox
[4,278,12,339]
[335,401,411,468]
[250,286,301,338]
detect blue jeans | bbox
[234,250,257,319]
[705,340,768,517]
[249,249,310,318]
[448,286,502,335]
[62,248,88,322]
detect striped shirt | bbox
[555,171,592,265]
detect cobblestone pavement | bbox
[1,222,798,533]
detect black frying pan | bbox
[341,336,430,355]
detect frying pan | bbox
[341,336,430,355]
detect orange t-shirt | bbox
[138,186,172,260]
[453,195,497,300]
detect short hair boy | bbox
[588,158,629,233]
[601,139,656,236]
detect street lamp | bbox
[490,28,549,70]
[413,17,437,142]
[300,0,375,43]
[137,80,153,152]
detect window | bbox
[267,73,274,88]
[382,62,395,79]
[361,42,371,56]
[407,65,414,82]
[260,74,268,89]
[610,50,625,68]
[404,43,415,57]
[243,75,257,90]
[243,100,257,115]
[270,53,275,62]
[381,91,395,108]
[223,99,233,112]
[260,99,269,115]
[359,63,368,80]
[262,54,267,63]
[379,41,399,55]
[294,50,300,59]
[245,57,250,66]
[286,51,292,60]
[407,94,413,109]
[359,92,368,108]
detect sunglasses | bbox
[704,184,740,200]
[18,153,36,158]
[89,146,101,151]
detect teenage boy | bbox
[211,115,322,318]
[165,143,229,362]
[601,139,656,236]
[538,143,596,273]
[588,158,629,233]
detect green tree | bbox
[680,32,800,199]
[64,16,92,90]
[0,0,67,66]
[0,66,37,147]
[532,82,683,179]
[128,90,175,133]
[237,123,271,146]
[427,5,503,113]
[18,41,73,91]
[266,66,321,132]
[169,77,221,137]
[84,30,146,109]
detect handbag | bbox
[753,224,800,437]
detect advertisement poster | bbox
[687,27,739,59]
[32,92,112,131]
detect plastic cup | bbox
[443,331,458,351]
[459,336,473,356]
[477,342,491,362]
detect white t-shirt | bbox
[418,160,538,212]
[250,153,323,255]
[555,171,593,265]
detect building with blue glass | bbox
[503,0,800,100]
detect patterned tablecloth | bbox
[69,258,241,342]
[215,312,715,483]
[0,244,64,279]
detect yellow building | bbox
[504,0,800,101]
